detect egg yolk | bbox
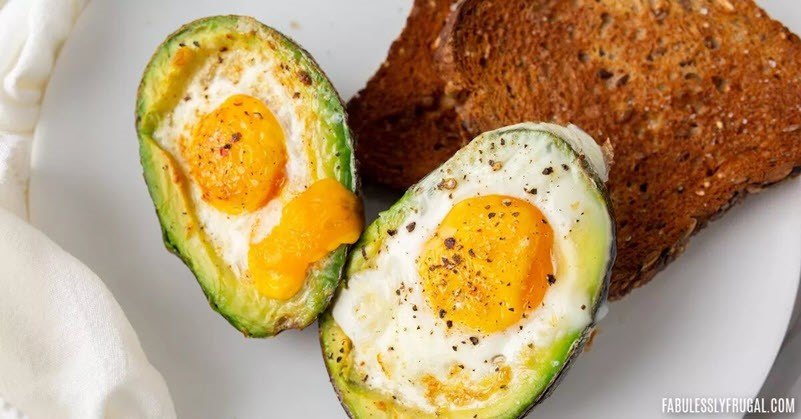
[418,195,554,333]
[183,94,286,214]
[248,179,363,300]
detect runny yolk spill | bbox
[248,179,364,300]
[418,195,554,333]
[183,94,286,214]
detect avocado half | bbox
[320,123,615,417]
[135,16,356,337]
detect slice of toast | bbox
[347,0,464,187]
[437,0,801,298]
[348,0,801,299]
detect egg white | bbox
[332,124,611,412]
[153,48,312,277]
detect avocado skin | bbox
[319,125,615,418]
[135,16,357,337]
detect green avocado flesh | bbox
[135,16,356,337]
[320,123,615,417]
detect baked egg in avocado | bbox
[135,16,362,337]
[321,123,615,417]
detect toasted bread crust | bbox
[349,0,801,299]
[347,0,464,187]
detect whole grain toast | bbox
[349,0,801,299]
[347,0,464,187]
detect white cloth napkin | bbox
[0,0,176,418]
[0,208,175,419]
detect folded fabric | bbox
[0,208,176,418]
[0,0,176,417]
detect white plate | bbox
[29,0,801,417]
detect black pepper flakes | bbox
[547,274,557,285]
[406,222,416,232]
[542,167,554,175]
[231,132,242,142]
[446,320,453,328]
[439,309,446,319]
[444,237,456,249]
[387,229,397,236]
[470,336,479,345]
[438,178,457,190]
[298,70,312,85]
